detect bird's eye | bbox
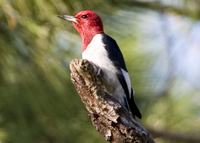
[82,15,88,19]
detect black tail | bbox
[129,89,142,119]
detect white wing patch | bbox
[121,69,132,98]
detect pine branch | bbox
[70,59,155,143]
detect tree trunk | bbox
[70,59,155,143]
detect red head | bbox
[58,10,104,51]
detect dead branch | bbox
[70,59,155,143]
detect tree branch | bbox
[108,0,200,20]
[70,59,155,143]
[147,127,200,143]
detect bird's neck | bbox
[82,35,94,52]
[80,29,104,52]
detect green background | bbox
[0,0,200,143]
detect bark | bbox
[70,59,155,143]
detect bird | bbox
[57,10,141,119]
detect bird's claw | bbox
[96,68,103,77]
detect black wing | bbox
[101,34,141,118]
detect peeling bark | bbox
[70,59,155,143]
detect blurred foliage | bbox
[0,0,200,143]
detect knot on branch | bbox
[70,59,155,143]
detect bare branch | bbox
[70,59,155,143]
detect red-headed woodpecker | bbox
[58,10,141,119]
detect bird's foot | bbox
[96,68,103,78]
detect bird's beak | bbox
[57,15,78,23]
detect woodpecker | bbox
[58,10,141,119]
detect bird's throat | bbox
[82,36,93,52]
[81,31,103,52]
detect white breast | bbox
[82,34,116,72]
[82,34,120,94]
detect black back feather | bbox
[101,34,141,118]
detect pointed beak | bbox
[57,15,78,23]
